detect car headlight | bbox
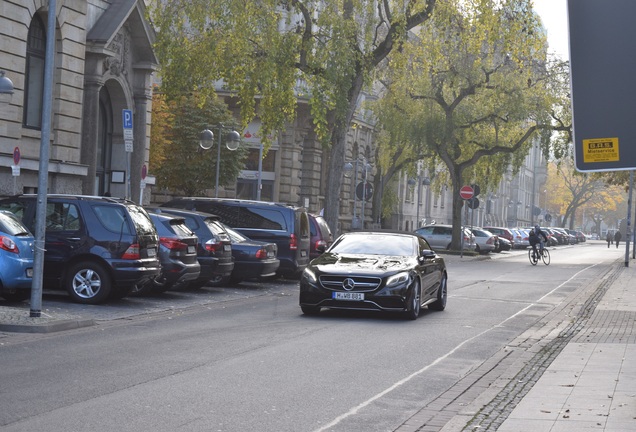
[302,268,317,284]
[386,271,410,287]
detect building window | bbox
[24,14,46,129]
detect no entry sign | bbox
[459,185,474,200]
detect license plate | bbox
[301,250,307,257]
[333,292,364,301]
[147,248,156,257]
[267,251,275,258]
[26,268,33,278]
[224,244,231,252]
[188,245,196,254]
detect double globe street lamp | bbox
[0,70,14,104]
[199,126,241,198]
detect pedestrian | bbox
[614,230,622,248]
[606,231,613,248]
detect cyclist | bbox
[529,224,548,261]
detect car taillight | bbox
[122,243,140,260]
[205,239,222,254]
[0,236,18,254]
[289,233,298,250]
[255,248,267,259]
[160,237,188,251]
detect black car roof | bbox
[146,206,220,221]
[167,197,306,211]
[5,194,137,206]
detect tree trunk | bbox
[323,74,365,237]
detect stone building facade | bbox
[0,0,157,200]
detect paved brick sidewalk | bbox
[396,257,635,432]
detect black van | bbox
[161,198,310,278]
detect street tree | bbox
[149,0,438,235]
[150,92,247,196]
[373,0,571,249]
[545,159,625,230]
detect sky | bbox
[533,0,569,60]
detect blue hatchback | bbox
[0,210,34,302]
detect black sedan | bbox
[299,231,447,320]
[222,224,280,285]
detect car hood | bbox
[311,253,413,274]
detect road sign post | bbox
[122,109,133,199]
[459,185,474,200]
[12,146,20,194]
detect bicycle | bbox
[528,240,550,266]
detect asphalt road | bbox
[0,241,624,432]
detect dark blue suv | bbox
[0,195,161,304]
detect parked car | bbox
[542,228,559,246]
[548,228,567,245]
[133,213,201,294]
[161,198,311,278]
[482,226,515,249]
[299,231,447,320]
[145,208,234,288]
[0,210,34,302]
[575,231,587,242]
[497,236,512,252]
[565,229,580,244]
[308,214,333,260]
[0,195,161,304]
[222,224,280,284]
[471,228,498,254]
[414,224,476,251]
[512,228,530,249]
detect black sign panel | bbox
[569,0,636,171]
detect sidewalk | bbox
[494,260,636,432]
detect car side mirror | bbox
[316,243,326,253]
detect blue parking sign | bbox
[122,109,133,129]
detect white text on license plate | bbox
[147,248,156,257]
[333,292,364,301]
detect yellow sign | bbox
[582,137,620,163]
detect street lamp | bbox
[199,126,241,198]
[0,71,14,104]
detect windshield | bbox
[330,234,415,256]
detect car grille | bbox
[319,275,382,292]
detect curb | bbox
[0,318,95,334]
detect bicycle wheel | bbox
[541,248,550,265]
[528,249,538,265]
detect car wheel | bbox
[65,261,111,304]
[429,274,447,311]
[404,280,421,320]
[208,275,230,287]
[1,290,31,302]
[301,305,320,315]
